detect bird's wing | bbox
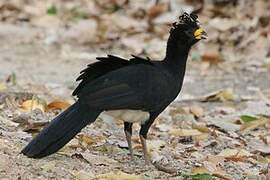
[72,55,152,96]
[75,63,174,111]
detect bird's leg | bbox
[139,118,156,165]
[139,134,150,165]
[124,122,134,160]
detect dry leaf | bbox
[190,105,204,118]
[0,83,7,91]
[249,140,270,154]
[22,121,48,132]
[78,134,96,146]
[213,172,232,180]
[0,154,11,172]
[202,89,236,102]
[201,51,223,64]
[192,156,232,179]
[208,116,241,132]
[241,117,270,132]
[155,123,171,132]
[147,3,167,19]
[41,161,56,172]
[169,129,202,136]
[78,134,106,147]
[66,138,80,148]
[191,166,210,175]
[193,133,209,141]
[218,148,252,158]
[20,98,46,112]
[264,57,270,71]
[30,15,61,28]
[46,100,70,111]
[96,171,140,180]
[71,170,95,180]
[244,168,260,176]
[81,152,119,166]
[192,123,209,133]
[206,155,225,166]
[148,139,166,152]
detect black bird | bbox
[21,12,207,164]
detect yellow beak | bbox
[194,28,207,40]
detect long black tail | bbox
[21,101,101,158]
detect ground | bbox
[0,0,270,179]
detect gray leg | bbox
[139,111,162,165]
[124,122,134,160]
[139,119,155,165]
[139,134,151,165]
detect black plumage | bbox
[22,12,207,164]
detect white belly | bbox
[100,110,150,124]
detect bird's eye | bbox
[184,30,193,37]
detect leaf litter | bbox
[0,0,270,179]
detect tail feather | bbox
[21,102,101,158]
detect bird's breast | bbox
[100,110,150,124]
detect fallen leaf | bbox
[41,161,56,172]
[263,57,270,71]
[169,129,202,136]
[244,168,260,176]
[190,105,204,118]
[0,83,7,91]
[71,170,95,180]
[12,112,48,132]
[192,173,213,180]
[47,5,57,15]
[0,154,11,172]
[46,100,70,111]
[106,135,129,149]
[205,155,225,167]
[249,140,270,155]
[20,98,46,112]
[240,115,257,123]
[81,152,119,166]
[30,15,61,28]
[241,101,270,115]
[201,51,223,65]
[208,117,241,132]
[96,171,140,180]
[191,167,210,175]
[202,89,236,102]
[218,148,252,158]
[147,3,167,19]
[192,123,209,133]
[192,156,231,180]
[241,117,270,132]
[193,133,209,141]
[155,123,171,132]
[66,138,80,148]
[148,139,166,152]
[78,134,96,146]
[6,72,16,85]
[22,121,48,133]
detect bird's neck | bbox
[162,37,191,76]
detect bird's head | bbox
[169,12,207,47]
